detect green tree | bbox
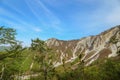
[0,43,25,80]
[0,26,16,44]
[30,38,56,80]
[0,26,25,80]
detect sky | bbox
[0,0,120,46]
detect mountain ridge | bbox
[47,25,120,42]
[45,25,120,66]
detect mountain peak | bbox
[97,25,120,36]
[48,38,58,40]
[45,25,120,66]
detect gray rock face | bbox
[45,26,120,66]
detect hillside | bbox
[46,25,120,66]
[0,25,120,80]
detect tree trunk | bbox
[0,65,5,80]
[44,70,47,80]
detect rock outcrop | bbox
[45,25,120,66]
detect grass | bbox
[19,50,35,73]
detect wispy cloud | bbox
[69,0,120,33]
[42,0,75,7]
[92,0,120,24]
[0,17,24,31]
[0,7,28,27]
[33,27,42,32]
[0,6,43,32]
[102,0,120,25]
[1,0,120,44]
[1,0,27,17]
[25,0,62,32]
[1,0,63,35]
[0,17,37,32]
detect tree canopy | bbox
[0,26,16,45]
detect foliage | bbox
[0,43,26,80]
[30,38,46,53]
[0,26,16,44]
[57,58,120,80]
[0,26,25,80]
[30,38,56,80]
[0,26,120,80]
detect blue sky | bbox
[0,0,120,46]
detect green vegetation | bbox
[0,26,120,80]
[57,58,120,80]
[0,26,16,44]
[0,26,25,79]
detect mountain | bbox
[1,26,119,80]
[45,25,120,66]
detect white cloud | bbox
[105,8,120,24]
[92,0,120,25]
[33,27,42,32]
[25,0,62,31]
[0,15,42,32]
[42,0,71,7]
[0,7,44,32]
[91,0,120,25]
[67,0,120,35]
[0,7,31,28]
[0,17,26,31]
[2,0,26,17]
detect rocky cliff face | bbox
[45,26,120,66]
